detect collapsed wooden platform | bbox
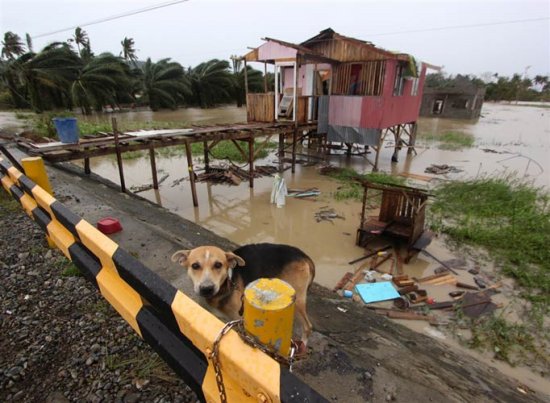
[16,121,317,207]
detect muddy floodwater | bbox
[75,102,550,288]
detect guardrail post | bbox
[243,278,295,357]
[21,157,53,195]
[21,156,56,248]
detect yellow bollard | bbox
[21,157,53,196]
[21,157,55,248]
[243,278,295,357]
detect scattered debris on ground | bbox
[129,173,169,193]
[314,207,345,224]
[288,188,320,199]
[424,164,463,174]
[196,165,278,185]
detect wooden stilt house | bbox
[242,28,439,170]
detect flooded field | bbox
[73,103,549,290]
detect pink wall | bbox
[378,59,427,128]
[328,60,427,129]
[258,41,297,61]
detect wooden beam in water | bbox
[84,157,90,174]
[184,140,198,207]
[149,146,158,189]
[111,117,126,192]
[248,136,254,188]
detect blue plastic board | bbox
[355,282,400,304]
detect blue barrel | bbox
[52,117,79,144]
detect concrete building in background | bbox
[420,85,486,120]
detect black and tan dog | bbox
[171,243,315,346]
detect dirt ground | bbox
[1,145,546,402]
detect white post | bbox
[275,64,279,122]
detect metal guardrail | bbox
[0,157,327,403]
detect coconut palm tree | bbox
[25,33,33,53]
[141,58,190,110]
[13,43,80,112]
[120,37,138,66]
[1,32,26,60]
[71,53,131,114]
[188,59,233,108]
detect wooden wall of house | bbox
[327,60,428,129]
[247,93,275,122]
[331,61,386,96]
[307,39,388,62]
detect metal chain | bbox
[210,319,242,403]
[210,319,303,402]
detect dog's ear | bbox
[225,252,245,269]
[171,250,190,266]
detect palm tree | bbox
[1,32,26,60]
[188,59,233,108]
[25,33,33,53]
[73,27,89,54]
[71,53,131,114]
[120,37,138,66]
[14,43,80,112]
[141,58,190,110]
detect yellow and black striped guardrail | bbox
[0,157,327,403]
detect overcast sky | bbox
[1,0,549,78]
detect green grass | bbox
[14,112,34,120]
[467,315,542,365]
[419,130,475,150]
[157,139,276,162]
[430,176,550,305]
[322,167,406,201]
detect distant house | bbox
[242,28,439,170]
[420,83,485,120]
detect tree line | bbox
[426,72,550,102]
[0,29,272,114]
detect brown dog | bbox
[171,243,315,346]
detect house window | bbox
[451,99,468,109]
[348,64,362,95]
[433,99,444,114]
[393,64,405,96]
[411,77,419,96]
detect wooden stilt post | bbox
[292,128,298,174]
[111,117,125,192]
[203,141,210,173]
[84,157,90,174]
[244,58,249,110]
[264,62,268,93]
[408,122,417,155]
[248,135,254,188]
[292,56,300,174]
[278,132,284,172]
[184,140,198,207]
[149,146,158,189]
[373,132,383,172]
[392,125,401,163]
